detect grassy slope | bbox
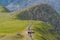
[15,10,60,40]
[0,5,28,33]
[14,6,60,40]
[0,5,10,12]
[0,13,29,40]
[32,21,60,40]
[0,12,60,40]
[0,5,60,40]
[0,13,29,33]
[0,5,29,40]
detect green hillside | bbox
[0,5,10,13]
[0,5,29,40]
[32,21,60,40]
[15,4,60,40]
[16,4,60,33]
[0,4,60,40]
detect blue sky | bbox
[0,0,14,5]
[0,0,60,6]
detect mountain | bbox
[6,0,36,12]
[0,0,60,13]
[0,5,10,12]
[16,4,60,33]
[6,0,60,13]
[0,3,60,40]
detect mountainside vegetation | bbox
[0,5,10,13]
[0,4,60,40]
[32,21,60,40]
[15,4,60,40]
[16,4,60,33]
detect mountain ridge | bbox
[0,5,10,12]
[5,0,60,13]
[0,3,60,40]
[16,4,60,33]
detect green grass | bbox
[0,20,28,33]
[0,5,60,40]
[32,21,60,40]
[0,12,29,40]
[0,12,60,40]
[0,13,29,33]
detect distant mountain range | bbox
[0,5,10,12]
[0,0,60,13]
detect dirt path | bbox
[22,22,34,40]
[27,22,34,40]
[0,35,14,40]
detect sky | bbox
[0,0,60,6]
